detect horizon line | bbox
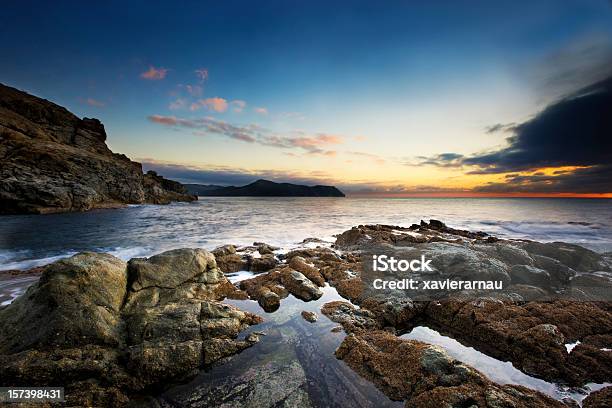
[345,192,612,198]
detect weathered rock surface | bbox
[212,243,278,273]
[583,386,612,408]
[301,310,318,323]
[0,249,261,406]
[239,266,323,311]
[325,222,612,386]
[335,330,566,407]
[1,221,611,407]
[281,270,323,301]
[212,245,246,273]
[0,83,196,214]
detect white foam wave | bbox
[0,246,153,271]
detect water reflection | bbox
[157,284,402,407]
[402,326,611,404]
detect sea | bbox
[1,197,611,404]
[1,197,611,271]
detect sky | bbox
[1,0,611,196]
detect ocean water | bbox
[1,197,611,271]
[1,197,611,405]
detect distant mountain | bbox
[186,179,345,197]
[183,184,226,195]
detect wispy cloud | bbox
[484,123,516,134]
[190,97,229,112]
[169,98,187,110]
[407,152,464,168]
[140,66,169,80]
[81,97,105,107]
[254,107,268,115]
[279,112,306,121]
[195,68,209,82]
[185,84,202,97]
[147,114,342,155]
[231,100,246,113]
[529,33,612,101]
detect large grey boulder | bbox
[0,249,262,406]
[0,252,128,353]
[128,248,219,290]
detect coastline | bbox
[1,220,611,406]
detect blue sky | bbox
[2,1,612,195]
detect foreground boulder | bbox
[0,249,261,406]
[0,83,196,214]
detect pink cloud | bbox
[291,133,343,148]
[195,68,209,82]
[83,97,105,107]
[254,107,268,115]
[231,100,246,113]
[140,66,169,80]
[148,115,198,127]
[190,97,229,113]
[148,114,346,156]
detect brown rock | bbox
[301,311,318,322]
[0,83,195,214]
[289,256,325,286]
[335,330,565,407]
[250,254,278,272]
[583,386,612,408]
[280,269,323,301]
[212,245,246,273]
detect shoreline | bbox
[1,221,611,406]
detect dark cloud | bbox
[475,165,612,194]
[463,75,612,174]
[414,75,612,193]
[408,153,464,167]
[531,33,612,100]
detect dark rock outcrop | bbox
[0,83,196,214]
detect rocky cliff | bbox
[0,83,196,214]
